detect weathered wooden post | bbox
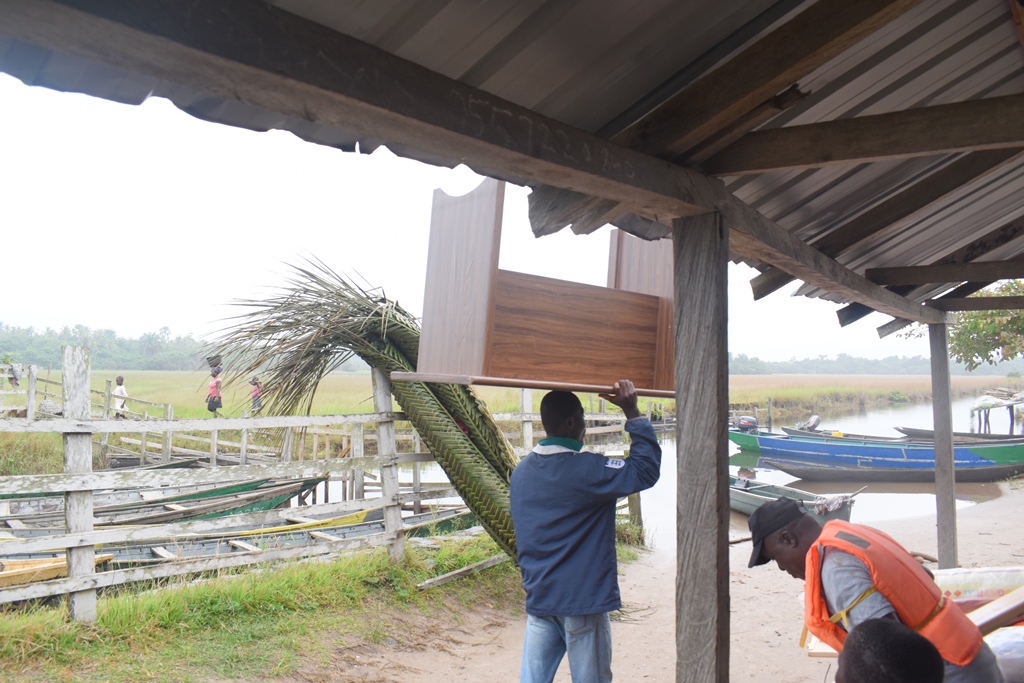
[63,345,97,622]
[412,431,422,513]
[240,410,249,466]
[162,405,174,463]
[520,388,533,449]
[99,379,112,463]
[26,365,37,419]
[674,212,729,682]
[372,368,405,562]
[140,410,149,464]
[929,323,957,568]
[210,428,218,466]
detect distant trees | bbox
[727,350,1024,376]
[0,323,203,370]
[946,280,1024,371]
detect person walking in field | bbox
[747,497,1003,682]
[207,367,223,417]
[112,375,128,419]
[249,376,263,414]
[510,379,662,683]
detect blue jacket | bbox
[510,417,662,616]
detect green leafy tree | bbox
[946,280,1024,371]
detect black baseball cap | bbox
[747,498,806,568]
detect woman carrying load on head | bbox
[207,366,223,417]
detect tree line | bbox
[728,352,1024,376]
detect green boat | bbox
[728,474,855,524]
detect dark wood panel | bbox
[418,179,504,376]
[487,270,664,390]
[390,372,676,398]
[866,261,1024,286]
[925,296,1024,311]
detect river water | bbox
[332,394,1015,554]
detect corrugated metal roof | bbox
[2,0,1023,321]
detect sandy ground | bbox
[286,481,1024,683]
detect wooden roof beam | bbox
[705,94,1024,175]
[617,0,924,158]
[837,215,1024,326]
[750,149,1024,299]
[925,296,1024,311]
[866,261,1024,286]
[0,0,945,325]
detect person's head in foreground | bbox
[540,390,585,442]
[836,618,944,683]
[747,497,823,578]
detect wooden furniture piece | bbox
[393,178,676,397]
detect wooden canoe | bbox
[728,475,854,524]
[0,553,114,587]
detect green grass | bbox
[0,535,524,683]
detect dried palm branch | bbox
[204,260,518,559]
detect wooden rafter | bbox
[0,1,946,324]
[866,261,1024,286]
[925,296,1024,311]
[751,149,1024,299]
[616,0,924,158]
[705,95,1024,175]
[838,215,1024,326]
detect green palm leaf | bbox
[205,260,518,559]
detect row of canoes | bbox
[728,426,1024,483]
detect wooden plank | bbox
[390,372,677,398]
[0,534,391,605]
[875,280,993,338]
[0,0,945,325]
[486,270,665,390]
[705,94,1024,174]
[618,0,924,157]
[150,546,178,560]
[925,296,1024,311]
[750,149,1024,299]
[866,261,1024,286]
[416,554,510,591]
[418,179,503,377]
[673,212,730,682]
[0,411,405,434]
[62,345,95,623]
[309,531,342,542]
[967,584,1024,635]
[227,540,261,553]
[3,489,458,556]
[930,324,957,569]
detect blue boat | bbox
[728,429,1024,482]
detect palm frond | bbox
[204,259,518,559]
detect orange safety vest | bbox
[804,520,982,667]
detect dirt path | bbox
[278,482,1023,683]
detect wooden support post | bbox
[140,410,148,463]
[26,365,37,419]
[240,410,248,466]
[412,431,422,513]
[521,388,534,449]
[282,427,294,462]
[62,345,96,622]
[162,405,173,463]
[627,492,643,529]
[210,429,218,467]
[372,368,405,563]
[929,323,958,569]
[673,212,729,682]
[99,379,112,465]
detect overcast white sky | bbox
[0,73,932,361]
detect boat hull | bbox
[728,475,854,523]
[762,457,1024,483]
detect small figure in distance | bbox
[249,376,263,415]
[207,367,223,417]
[836,618,944,683]
[510,379,663,683]
[112,375,128,419]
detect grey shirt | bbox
[821,548,1003,683]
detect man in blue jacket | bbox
[510,379,662,683]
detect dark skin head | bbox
[761,514,823,580]
[540,380,641,442]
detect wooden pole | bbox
[162,405,173,463]
[929,323,958,568]
[673,212,729,682]
[210,429,218,466]
[240,410,249,466]
[26,365,37,419]
[521,388,533,449]
[372,368,405,562]
[62,345,96,622]
[99,379,112,465]
[412,431,422,513]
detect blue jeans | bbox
[520,613,613,683]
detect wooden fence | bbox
[0,354,665,621]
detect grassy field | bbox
[0,534,524,683]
